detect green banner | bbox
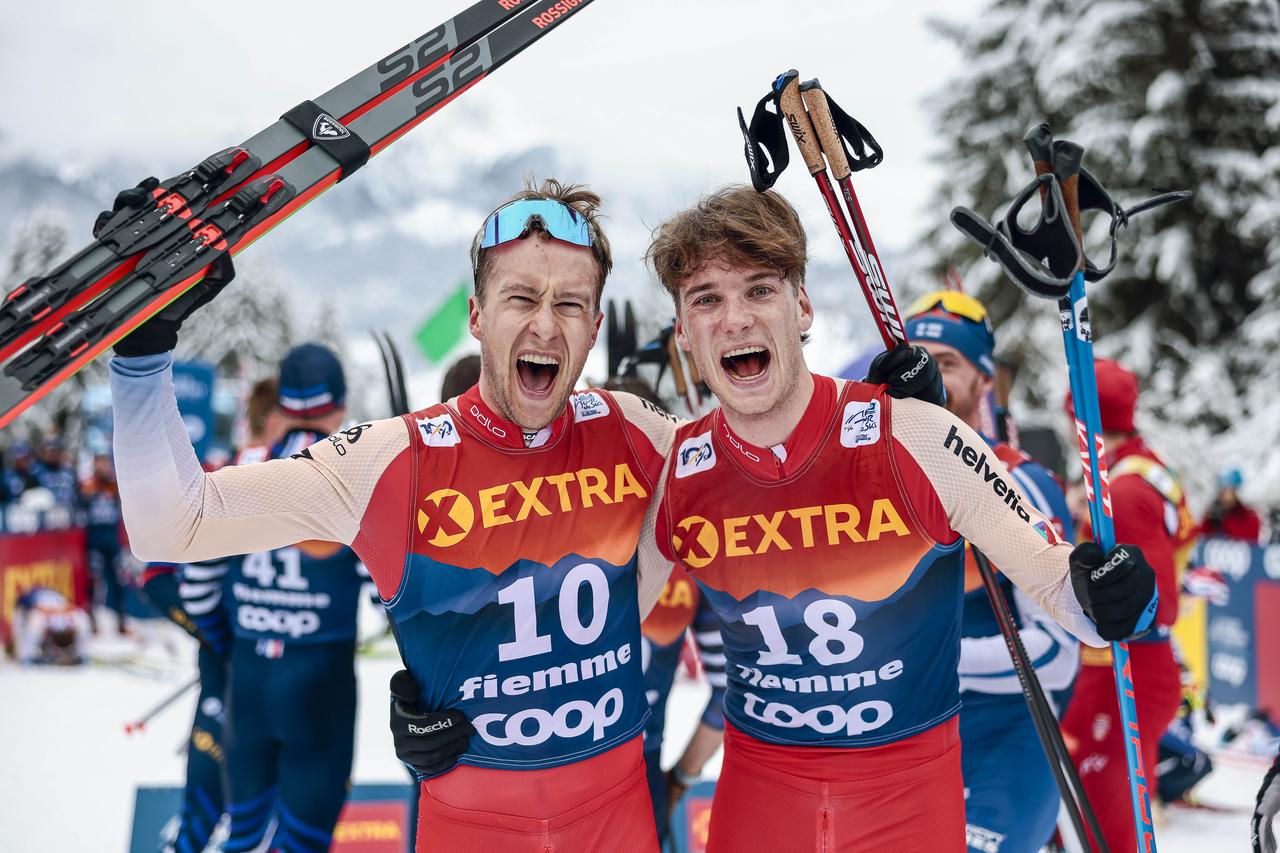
[415,280,471,364]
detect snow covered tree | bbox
[922,0,1280,507]
[172,260,295,380]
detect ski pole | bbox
[770,72,901,349]
[972,547,1109,853]
[1027,131,1158,853]
[124,674,201,735]
[798,79,908,346]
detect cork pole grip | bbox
[1053,141,1086,271]
[777,75,826,176]
[666,331,689,397]
[799,81,851,181]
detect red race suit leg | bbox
[1062,642,1182,853]
[707,719,965,853]
[416,736,658,853]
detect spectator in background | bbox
[35,436,79,508]
[5,441,42,500]
[237,377,286,464]
[13,587,91,666]
[440,354,481,401]
[1201,468,1263,544]
[82,453,127,635]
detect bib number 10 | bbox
[497,563,609,662]
[741,599,863,666]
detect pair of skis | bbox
[0,0,595,429]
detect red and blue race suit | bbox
[109,354,677,852]
[657,375,1104,853]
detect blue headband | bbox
[905,312,996,376]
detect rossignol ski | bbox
[0,0,594,428]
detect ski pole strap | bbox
[798,80,882,180]
[738,85,791,191]
[281,100,371,181]
[950,174,1081,300]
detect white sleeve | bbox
[959,586,1080,694]
[891,398,1105,647]
[110,353,407,563]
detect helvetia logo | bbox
[942,424,1032,522]
[312,114,351,140]
[675,432,716,479]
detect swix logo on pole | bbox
[1074,420,1096,505]
[1095,433,1114,517]
[311,114,351,141]
[839,187,905,343]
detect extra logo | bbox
[840,400,880,448]
[572,391,610,423]
[416,464,649,548]
[942,424,1032,522]
[675,432,716,479]
[417,413,461,448]
[311,113,351,140]
[672,499,910,569]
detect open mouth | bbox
[720,346,771,382]
[515,353,561,398]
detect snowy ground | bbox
[0,611,1266,853]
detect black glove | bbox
[1069,542,1158,642]
[92,177,160,238]
[866,343,946,407]
[390,669,474,779]
[112,252,235,357]
[1255,752,1280,853]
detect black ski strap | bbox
[951,173,1083,300]
[282,100,371,181]
[738,86,790,192]
[809,86,882,173]
[1053,145,1192,282]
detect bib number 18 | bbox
[741,599,864,667]
[498,563,609,662]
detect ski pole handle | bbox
[798,80,851,181]
[667,330,689,398]
[1053,142,1086,268]
[775,71,826,176]
[1024,123,1055,179]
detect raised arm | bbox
[111,353,409,565]
[890,397,1106,647]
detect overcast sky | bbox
[0,0,978,256]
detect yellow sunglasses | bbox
[905,290,989,324]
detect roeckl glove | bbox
[866,343,946,407]
[389,669,474,779]
[1069,542,1158,642]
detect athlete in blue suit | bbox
[906,292,1079,853]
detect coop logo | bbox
[675,433,716,479]
[671,498,910,569]
[311,113,351,140]
[742,692,894,738]
[474,687,624,747]
[417,414,460,448]
[840,400,881,448]
[417,463,649,548]
[942,425,1032,522]
[237,605,320,638]
[572,391,610,423]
